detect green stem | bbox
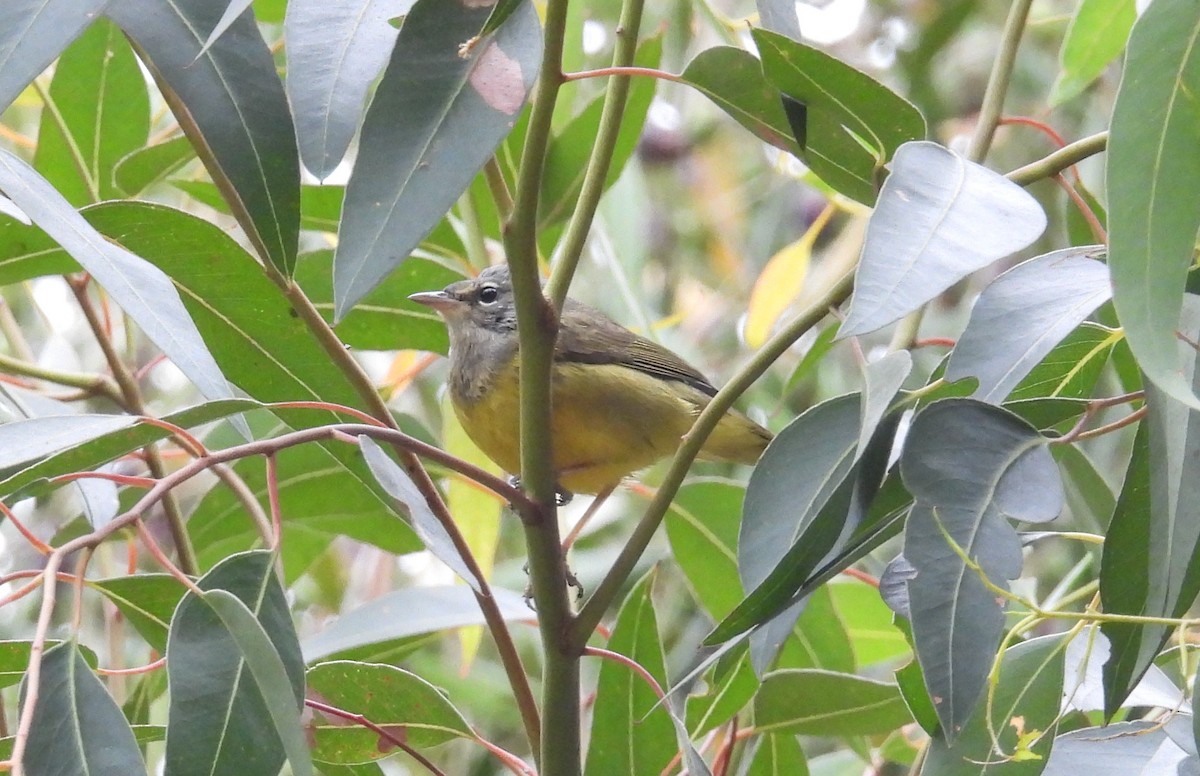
[0,351,121,404]
[1006,131,1108,186]
[278,280,544,758]
[484,157,514,222]
[966,0,1035,163]
[67,277,197,575]
[574,268,856,645]
[502,0,584,771]
[546,0,647,309]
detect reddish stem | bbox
[583,646,666,701]
[0,502,51,555]
[96,656,166,676]
[265,454,283,550]
[562,65,681,82]
[304,699,448,776]
[52,471,156,488]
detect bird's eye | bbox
[479,285,499,304]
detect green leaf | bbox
[307,661,473,762]
[0,640,97,690]
[945,248,1111,403]
[0,399,260,500]
[900,399,1062,739]
[294,250,459,354]
[0,153,238,408]
[1050,0,1136,106]
[33,19,149,204]
[0,214,78,285]
[1106,0,1200,411]
[91,574,188,654]
[109,0,300,275]
[333,0,541,315]
[19,641,144,775]
[685,651,757,736]
[301,585,531,664]
[584,572,676,776]
[753,29,926,205]
[166,550,306,776]
[828,580,910,667]
[1101,298,1200,715]
[665,478,746,620]
[680,45,802,157]
[1006,323,1115,404]
[113,136,197,196]
[923,633,1066,774]
[201,588,314,776]
[754,669,912,736]
[0,0,109,112]
[284,0,401,178]
[840,142,1047,337]
[743,734,810,776]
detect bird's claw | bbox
[507,475,573,506]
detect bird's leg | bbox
[506,474,573,506]
[561,485,616,551]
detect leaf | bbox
[108,0,300,275]
[678,46,802,156]
[684,651,757,736]
[859,352,912,454]
[665,479,747,620]
[0,640,97,690]
[744,217,818,349]
[755,0,801,41]
[584,573,677,776]
[1050,0,1136,106]
[113,136,196,196]
[753,29,927,205]
[840,141,1047,337]
[197,0,256,56]
[828,580,910,667]
[19,641,144,775]
[284,0,410,179]
[333,0,542,315]
[0,0,109,113]
[294,250,459,354]
[0,151,238,408]
[91,574,188,654]
[1005,323,1116,404]
[1062,627,1185,714]
[202,589,314,776]
[166,550,306,776]
[945,247,1111,403]
[923,633,1067,775]
[1101,298,1200,715]
[754,669,912,736]
[743,734,810,776]
[33,19,149,204]
[900,399,1062,739]
[307,661,472,762]
[359,436,481,590]
[1042,717,1197,776]
[301,585,532,663]
[0,399,259,500]
[1106,0,1200,411]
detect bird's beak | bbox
[407,290,459,312]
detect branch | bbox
[1006,132,1109,186]
[966,0,1035,163]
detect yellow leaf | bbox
[443,397,505,670]
[744,203,835,348]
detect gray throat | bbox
[447,325,519,405]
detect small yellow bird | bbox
[409,264,772,495]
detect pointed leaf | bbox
[1102,298,1200,714]
[1050,0,1136,106]
[584,573,677,776]
[108,0,300,274]
[113,136,196,196]
[901,399,1062,739]
[0,0,109,113]
[166,550,306,776]
[1042,718,1197,776]
[1107,0,1200,411]
[946,247,1111,403]
[307,661,472,762]
[20,641,144,775]
[33,19,149,204]
[754,669,912,736]
[840,141,1047,337]
[197,0,255,56]
[860,352,911,454]
[0,151,237,407]
[91,574,187,654]
[679,46,801,156]
[333,0,541,315]
[0,414,135,478]
[753,29,927,205]
[285,0,411,178]
[301,585,531,663]
[923,633,1067,774]
[359,436,481,590]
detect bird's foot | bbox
[506,475,573,506]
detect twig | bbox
[966,0,1035,163]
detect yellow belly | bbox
[452,360,769,493]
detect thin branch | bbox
[304,699,448,776]
[562,65,680,83]
[966,0,1035,163]
[0,352,122,404]
[1006,132,1108,186]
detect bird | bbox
[409,264,773,497]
